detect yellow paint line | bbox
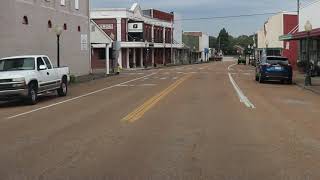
[122,74,192,123]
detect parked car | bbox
[255,56,292,84]
[0,55,70,105]
[238,55,246,65]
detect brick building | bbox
[0,0,91,76]
[281,1,320,75]
[257,12,298,68]
[90,3,184,70]
[182,31,210,63]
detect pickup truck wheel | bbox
[26,84,37,105]
[57,80,68,97]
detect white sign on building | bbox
[81,34,88,51]
[99,24,114,30]
[128,22,143,33]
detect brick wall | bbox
[121,18,127,41]
[144,24,152,42]
[283,14,298,69]
[93,18,117,41]
[91,48,106,69]
[153,9,174,22]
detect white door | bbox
[36,57,54,92]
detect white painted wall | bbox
[257,29,266,49]
[264,13,284,48]
[299,1,320,31]
[174,13,182,45]
[200,33,209,61]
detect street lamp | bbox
[144,40,149,68]
[304,20,313,86]
[54,25,63,67]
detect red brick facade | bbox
[153,9,174,22]
[144,24,152,42]
[93,19,117,41]
[121,19,127,41]
[282,14,298,69]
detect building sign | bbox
[128,22,143,33]
[99,24,114,30]
[81,34,88,51]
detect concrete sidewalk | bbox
[294,71,320,95]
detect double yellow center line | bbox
[122,74,192,123]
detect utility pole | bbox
[171,18,174,65]
[297,0,300,24]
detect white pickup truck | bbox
[0,55,70,105]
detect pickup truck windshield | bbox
[0,58,35,71]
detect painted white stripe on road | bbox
[228,63,237,71]
[228,73,255,109]
[6,73,157,120]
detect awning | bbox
[279,28,320,41]
[279,34,293,41]
[92,44,107,48]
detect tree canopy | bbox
[209,28,254,55]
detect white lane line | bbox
[228,73,255,109]
[138,84,157,87]
[160,77,167,80]
[6,73,157,120]
[228,63,237,71]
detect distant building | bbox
[257,12,298,68]
[0,0,91,76]
[90,3,185,71]
[182,31,210,63]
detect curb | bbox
[294,82,320,95]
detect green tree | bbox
[217,28,230,54]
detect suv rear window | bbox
[266,57,289,64]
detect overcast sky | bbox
[91,0,299,37]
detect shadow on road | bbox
[0,95,58,108]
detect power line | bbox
[174,11,297,22]
[300,0,320,9]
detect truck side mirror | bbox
[38,65,47,71]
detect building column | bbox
[151,48,155,66]
[163,27,166,44]
[163,48,166,65]
[140,48,144,67]
[133,48,136,68]
[116,18,122,67]
[126,48,130,69]
[173,49,176,64]
[151,25,155,42]
[105,44,111,75]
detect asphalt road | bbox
[1,57,320,180]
